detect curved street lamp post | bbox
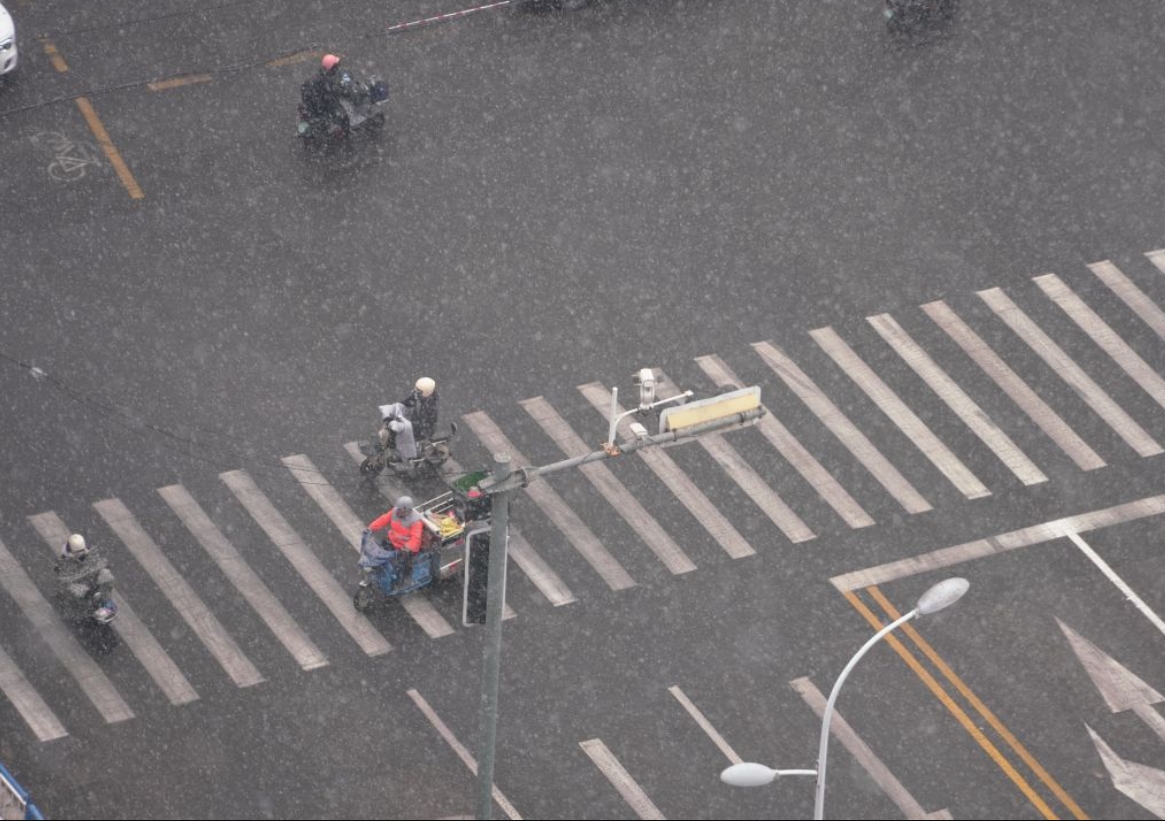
[720,577,970,820]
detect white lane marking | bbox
[1062,529,1165,641]
[1145,248,1165,280]
[219,470,392,656]
[922,300,1106,472]
[1090,260,1165,342]
[94,498,266,688]
[868,313,1048,486]
[407,688,523,820]
[578,382,756,559]
[667,685,742,764]
[695,355,874,528]
[0,535,134,723]
[1086,724,1165,819]
[978,287,1163,457]
[461,411,637,590]
[283,454,454,639]
[654,369,816,543]
[1057,619,1165,743]
[579,738,667,820]
[831,493,1165,591]
[521,397,699,573]
[28,511,201,705]
[810,326,991,499]
[791,677,952,820]
[157,485,329,670]
[504,528,572,609]
[1035,272,1165,412]
[0,640,68,741]
[752,340,933,514]
[283,454,365,546]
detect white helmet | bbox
[396,495,415,511]
[415,377,436,397]
[66,533,88,555]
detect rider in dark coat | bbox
[402,377,440,442]
[301,53,345,120]
[55,533,114,607]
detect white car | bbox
[0,2,17,77]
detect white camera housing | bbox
[636,367,656,411]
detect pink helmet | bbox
[321,54,340,71]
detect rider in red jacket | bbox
[369,495,424,553]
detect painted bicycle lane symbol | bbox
[28,130,106,183]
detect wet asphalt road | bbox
[2,1,1165,818]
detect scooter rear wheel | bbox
[360,456,384,477]
[354,587,373,612]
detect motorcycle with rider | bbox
[355,472,492,611]
[298,53,389,151]
[54,533,117,627]
[360,377,457,481]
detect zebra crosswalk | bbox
[2,248,1164,743]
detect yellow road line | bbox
[266,50,320,68]
[147,73,213,92]
[40,39,69,73]
[869,587,1090,820]
[74,97,144,200]
[844,589,1060,820]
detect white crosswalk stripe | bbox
[283,454,455,639]
[1145,248,1165,279]
[694,354,875,528]
[157,485,330,670]
[0,535,134,724]
[1035,272,1165,413]
[868,313,1048,486]
[921,300,1106,472]
[94,498,266,688]
[578,382,757,559]
[28,511,202,705]
[521,396,699,574]
[219,470,393,656]
[579,738,666,820]
[752,340,933,514]
[654,369,816,543]
[810,326,991,500]
[462,411,637,590]
[1089,260,1165,342]
[978,287,1163,458]
[12,243,1165,745]
[0,640,68,741]
[504,528,575,606]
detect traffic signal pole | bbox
[472,392,766,819]
[475,452,511,821]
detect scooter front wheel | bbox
[354,586,373,612]
[360,457,384,477]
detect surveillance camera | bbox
[637,367,656,410]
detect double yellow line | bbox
[40,38,144,200]
[845,586,1089,820]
